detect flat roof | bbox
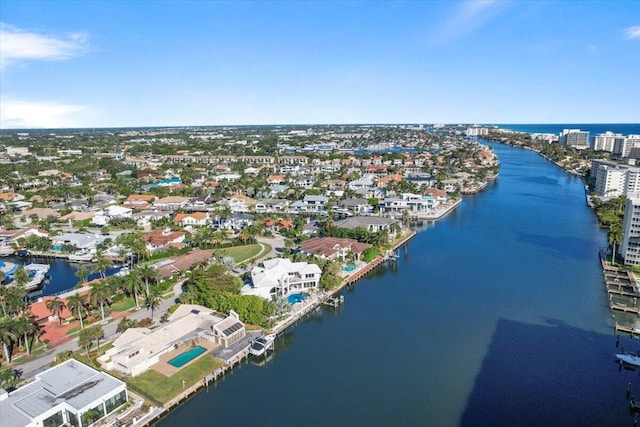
[1,359,125,427]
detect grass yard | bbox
[111,296,137,312]
[222,244,263,263]
[125,354,224,404]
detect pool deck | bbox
[153,338,219,377]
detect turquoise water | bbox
[167,346,206,368]
[287,293,306,304]
[158,142,630,426]
[342,264,357,272]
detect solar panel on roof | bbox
[222,322,242,336]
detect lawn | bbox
[111,296,137,312]
[125,354,224,404]
[222,244,263,264]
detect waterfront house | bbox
[0,227,49,250]
[379,193,438,214]
[99,304,245,377]
[0,359,127,427]
[339,198,373,215]
[334,216,399,235]
[299,237,371,261]
[243,258,322,299]
[51,233,108,253]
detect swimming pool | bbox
[343,264,357,272]
[168,346,207,367]
[287,293,307,304]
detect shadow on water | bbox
[460,318,634,427]
[514,231,595,260]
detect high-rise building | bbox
[621,194,640,265]
[591,131,624,152]
[558,129,590,148]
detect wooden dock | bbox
[610,303,640,316]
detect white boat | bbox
[249,334,276,357]
[616,352,640,366]
[68,250,94,262]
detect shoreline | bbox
[137,228,429,426]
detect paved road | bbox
[14,280,185,381]
[13,236,285,382]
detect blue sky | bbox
[1,0,639,128]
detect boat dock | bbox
[601,256,640,334]
[23,263,50,290]
[323,295,344,307]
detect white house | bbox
[91,205,133,226]
[244,258,322,299]
[0,359,127,427]
[99,305,245,377]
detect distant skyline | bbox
[1,0,639,129]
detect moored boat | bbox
[249,334,276,357]
[616,353,640,366]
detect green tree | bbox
[67,294,87,330]
[147,287,162,319]
[609,223,624,265]
[0,317,17,363]
[123,273,142,310]
[92,253,111,279]
[13,266,30,288]
[45,296,66,326]
[75,267,91,284]
[15,314,39,355]
[137,265,160,299]
[89,282,112,323]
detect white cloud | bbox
[0,22,88,70]
[430,0,505,45]
[0,98,86,129]
[625,26,640,40]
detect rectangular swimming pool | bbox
[168,346,207,367]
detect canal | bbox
[157,141,627,426]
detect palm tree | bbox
[0,317,17,363]
[67,294,87,330]
[137,265,160,299]
[609,223,624,265]
[74,267,91,284]
[45,297,67,326]
[89,282,112,324]
[15,314,38,355]
[123,274,142,310]
[147,288,162,319]
[92,253,111,279]
[13,266,30,288]
[0,286,8,317]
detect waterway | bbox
[1,256,123,297]
[158,141,629,426]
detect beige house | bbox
[99,304,245,377]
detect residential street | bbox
[13,237,284,382]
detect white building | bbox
[91,206,133,226]
[558,129,590,148]
[0,359,127,427]
[379,193,438,214]
[592,161,640,200]
[621,194,640,266]
[244,258,322,299]
[591,131,625,153]
[99,305,245,377]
